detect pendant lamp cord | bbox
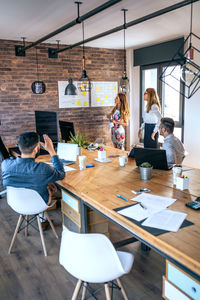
[82,21,85,68]
[122,9,128,74]
[35,47,39,81]
[189,1,193,46]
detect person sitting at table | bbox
[1,132,65,228]
[159,117,185,165]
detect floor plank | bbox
[0,195,164,300]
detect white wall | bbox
[127,46,200,169]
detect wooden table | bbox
[56,147,200,283]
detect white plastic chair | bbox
[59,227,134,300]
[7,186,58,256]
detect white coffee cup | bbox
[172,165,182,185]
[79,155,86,170]
[119,155,128,167]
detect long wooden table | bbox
[55,147,200,284]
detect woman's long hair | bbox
[145,88,161,113]
[112,93,130,121]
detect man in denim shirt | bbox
[2,132,65,204]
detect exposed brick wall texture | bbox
[0,39,126,148]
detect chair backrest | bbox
[0,136,10,160]
[7,186,49,215]
[59,227,125,283]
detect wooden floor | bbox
[0,194,165,300]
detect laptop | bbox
[56,143,78,165]
[129,147,173,170]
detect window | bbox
[140,63,184,141]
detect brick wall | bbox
[0,39,125,147]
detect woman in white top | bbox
[107,93,130,150]
[138,88,162,148]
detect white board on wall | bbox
[91,81,118,107]
[58,81,89,108]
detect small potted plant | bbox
[139,162,152,180]
[69,131,89,155]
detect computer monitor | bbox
[59,120,75,142]
[129,146,172,170]
[0,136,10,160]
[35,111,59,143]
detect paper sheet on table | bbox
[131,193,176,209]
[142,209,187,232]
[118,204,162,221]
[44,162,75,172]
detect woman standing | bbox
[108,93,130,150]
[138,88,162,148]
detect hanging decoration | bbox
[160,2,200,99]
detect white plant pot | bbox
[77,147,81,156]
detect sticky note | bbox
[96,87,100,92]
[105,95,108,99]
[101,100,104,105]
[77,100,81,105]
[114,86,117,91]
[82,91,86,96]
[84,101,88,106]
[96,97,100,102]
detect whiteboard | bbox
[91,81,118,107]
[58,81,89,108]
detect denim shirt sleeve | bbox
[44,155,65,182]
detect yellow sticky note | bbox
[96,87,100,92]
[113,86,117,91]
[101,100,104,105]
[96,97,100,102]
[105,95,108,99]
[82,91,86,96]
[77,100,81,105]
[84,101,88,106]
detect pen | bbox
[117,194,129,202]
[139,203,147,209]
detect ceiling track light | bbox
[31,47,46,94]
[119,9,129,94]
[160,1,200,99]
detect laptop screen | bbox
[57,143,78,162]
[129,147,170,170]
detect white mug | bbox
[79,155,86,170]
[172,165,182,185]
[119,156,128,167]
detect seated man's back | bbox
[1,132,65,203]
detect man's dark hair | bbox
[161,117,175,134]
[18,132,40,154]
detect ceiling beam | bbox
[55,0,199,54]
[16,0,122,54]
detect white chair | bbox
[7,186,58,256]
[59,227,134,300]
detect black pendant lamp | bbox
[77,21,91,92]
[31,47,46,94]
[119,9,129,94]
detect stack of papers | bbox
[118,193,187,232]
[44,162,75,172]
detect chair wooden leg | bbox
[104,283,111,300]
[8,215,23,254]
[72,279,82,300]
[25,215,29,236]
[44,211,58,238]
[81,282,87,300]
[37,215,47,257]
[116,278,129,300]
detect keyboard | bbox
[60,159,74,165]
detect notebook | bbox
[129,147,173,170]
[56,143,78,165]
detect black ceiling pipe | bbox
[55,0,199,54]
[16,0,122,55]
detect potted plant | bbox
[139,162,152,180]
[69,131,89,155]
